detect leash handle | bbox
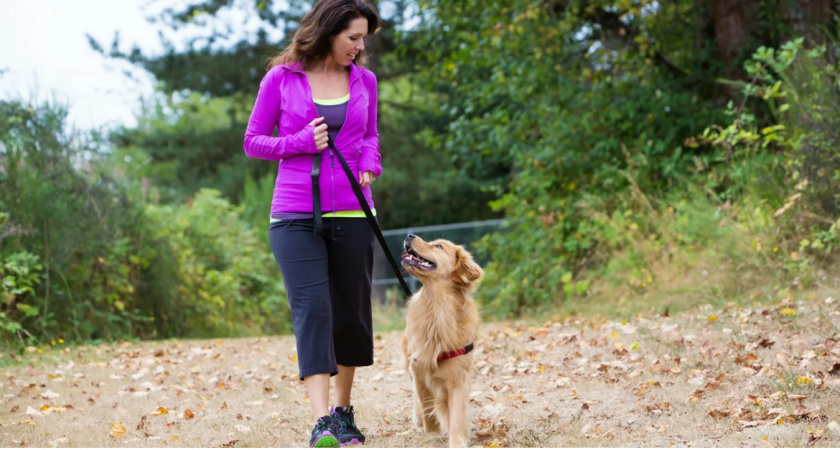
[328,140,413,298]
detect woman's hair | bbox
[267,0,380,69]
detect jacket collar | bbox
[281,60,363,83]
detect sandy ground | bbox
[2,295,840,448]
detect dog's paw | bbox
[449,435,468,448]
[411,413,423,428]
[423,419,442,435]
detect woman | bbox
[242,0,381,447]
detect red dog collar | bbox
[437,342,475,362]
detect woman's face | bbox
[330,16,368,66]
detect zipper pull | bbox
[330,149,335,168]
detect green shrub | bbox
[144,189,290,338]
[0,100,291,346]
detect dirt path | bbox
[2,295,840,448]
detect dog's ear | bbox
[451,246,484,285]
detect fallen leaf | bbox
[110,422,126,438]
[708,409,730,419]
[183,409,194,419]
[48,437,68,447]
[645,402,671,412]
[735,353,757,366]
[152,407,168,416]
[758,338,775,348]
[41,390,60,399]
[687,390,704,402]
[635,385,647,397]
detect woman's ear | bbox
[450,246,484,285]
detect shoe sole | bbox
[312,433,339,448]
[340,438,364,446]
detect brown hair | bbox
[267,0,380,70]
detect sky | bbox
[1,0,165,130]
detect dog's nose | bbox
[407,233,416,239]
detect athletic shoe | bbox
[309,414,339,448]
[331,405,365,446]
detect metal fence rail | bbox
[371,218,505,302]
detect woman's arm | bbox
[243,68,318,161]
[359,73,382,177]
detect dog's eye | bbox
[434,244,443,249]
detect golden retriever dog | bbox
[400,233,484,448]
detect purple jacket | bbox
[243,62,381,214]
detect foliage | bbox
[407,0,727,316]
[408,1,839,317]
[0,100,291,347]
[145,189,290,338]
[0,100,154,344]
[696,38,840,280]
[9,0,838,341]
[0,251,43,337]
[110,92,260,204]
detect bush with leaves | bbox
[0,100,292,347]
[697,38,840,283]
[0,100,157,345]
[144,189,290,338]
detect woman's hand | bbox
[359,170,376,188]
[309,117,328,151]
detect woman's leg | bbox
[326,218,374,410]
[269,219,337,421]
[304,373,332,421]
[327,218,375,381]
[334,365,356,407]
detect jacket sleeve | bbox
[359,72,382,177]
[243,68,318,161]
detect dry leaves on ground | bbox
[1,295,839,447]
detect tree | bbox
[91,0,500,228]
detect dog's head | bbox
[401,234,484,286]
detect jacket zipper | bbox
[330,149,335,215]
[302,67,360,216]
[329,75,359,215]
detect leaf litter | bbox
[0,295,838,447]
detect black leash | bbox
[311,141,413,298]
[311,152,323,236]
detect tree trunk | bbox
[780,0,836,46]
[712,0,761,80]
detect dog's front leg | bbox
[447,384,470,448]
[412,372,441,434]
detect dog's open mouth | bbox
[401,243,436,270]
